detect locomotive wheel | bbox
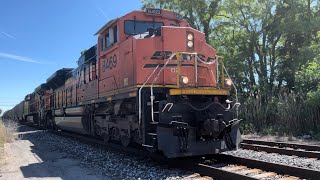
[146,146,157,153]
[94,126,101,136]
[43,119,47,129]
[102,133,110,143]
[120,135,130,147]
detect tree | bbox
[141,0,320,96]
[142,0,221,42]
[276,0,320,90]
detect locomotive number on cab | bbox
[102,55,117,72]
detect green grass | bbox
[239,92,320,138]
[0,120,6,146]
[0,119,17,146]
[0,120,5,165]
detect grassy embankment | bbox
[0,119,17,165]
[0,120,6,165]
[0,120,6,147]
[0,120,16,145]
[240,92,320,139]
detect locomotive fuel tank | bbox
[53,107,89,134]
[54,116,90,134]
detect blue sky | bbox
[0,0,142,114]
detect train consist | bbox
[2,8,241,158]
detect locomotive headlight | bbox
[187,33,193,41]
[186,32,194,50]
[181,76,189,84]
[225,78,233,86]
[187,41,194,48]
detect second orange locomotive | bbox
[8,8,241,158]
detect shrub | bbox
[0,119,17,145]
[239,91,320,137]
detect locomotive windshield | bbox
[124,20,163,35]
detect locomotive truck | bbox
[4,8,241,158]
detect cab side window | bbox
[105,33,110,48]
[81,65,86,84]
[89,62,97,81]
[113,25,118,43]
[101,24,118,50]
[100,38,104,52]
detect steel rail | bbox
[216,154,320,179]
[242,139,320,151]
[241,143,320,159]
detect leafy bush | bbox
[0,120,17,146]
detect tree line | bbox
[142,0,320,137]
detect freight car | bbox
[5,8,241,158]
[1,101,24,121]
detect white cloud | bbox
[96,6,108,19]
[0,52,54,64]
[1,31,16,39]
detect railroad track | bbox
[241,139,320,159]
[178,154,320,180]
[19,123,320,179]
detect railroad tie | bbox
[184,173,201,179]
[238,168,262,175]
[277,176,299,180]
[222,165,247,171]
[252,172,277,178]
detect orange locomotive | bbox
[9,8,241,158]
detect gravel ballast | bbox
[17,125,202,180]
[224,149,320,171]
[16,125,320,179]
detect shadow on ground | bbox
[14,125,101,180]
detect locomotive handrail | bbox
[216,56,219,87]
[139,51,239,124]
[162,103,173,112]
[222,64,241,118]
[223,64,238,102]
[150,52,218,122]
[150,53,177,122]
[138,64,160,125]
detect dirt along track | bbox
[0,125,109,180]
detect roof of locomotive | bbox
[77,45,97,65]
[94,8,186,35]
[34,83,50,94]
[46,68,73,89]
[95,19,118,36]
